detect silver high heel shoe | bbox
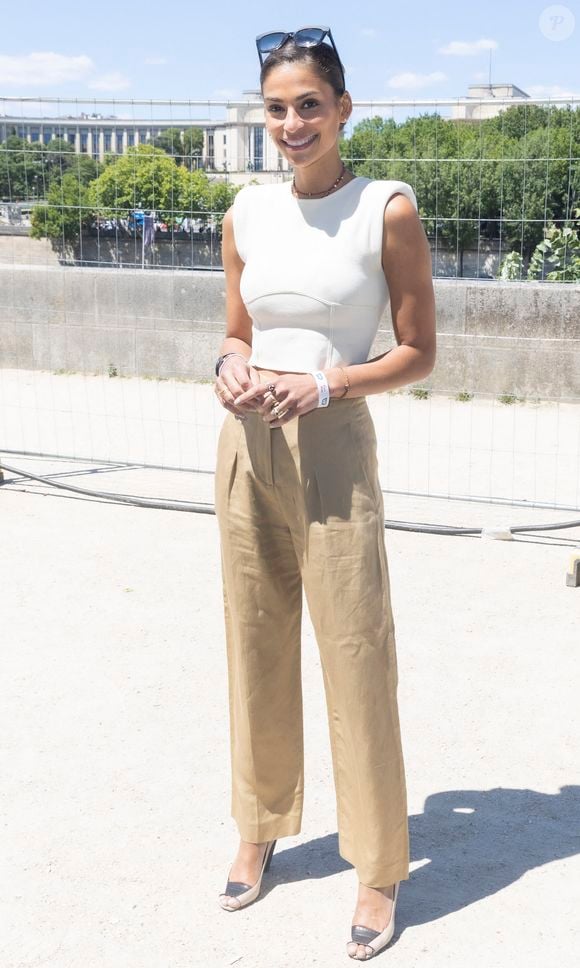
[218,839,277,911]
[347,881,400,960]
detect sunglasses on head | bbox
[255,25,345,92]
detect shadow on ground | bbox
[261,785,580,932]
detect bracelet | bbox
[217,352,248,377]
[337,366,350,399]
[310,370,330,407]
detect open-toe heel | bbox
[218,839,277,912]
[346,881,400,960]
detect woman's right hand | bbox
[215,357,264,418]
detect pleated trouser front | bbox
[214,389,409,887]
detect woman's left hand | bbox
[232,373,320,427]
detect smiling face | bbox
[261,62,351,169]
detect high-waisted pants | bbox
[214,384,409,888]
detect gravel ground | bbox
[1,450,579,967]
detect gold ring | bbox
[272,403,289,418]
[266,383,278,396]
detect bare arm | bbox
[326,192,436,398]
[220,207,253,360]
[216,208,262,414]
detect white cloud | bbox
[212,87,239,99]
[526,83,580,98]
[438,38,498,56]
[0,51,132,92]
[144,56,167,65]
[388,71,447,90]
[359,28,379,38]
[0,52,93,86]
[88,71,131,92]
[472,71,489,82]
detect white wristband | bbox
[311,370,330,407]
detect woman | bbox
[213,26,436,961]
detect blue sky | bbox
[1,0,579,109]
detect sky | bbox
[1,0,579,119]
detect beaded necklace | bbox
[291,162,349,198]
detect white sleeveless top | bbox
[231,176,418,372]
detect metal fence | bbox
[1,95,579,522]
[1,94,579,277]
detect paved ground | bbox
[1,369,579,509]
[1,442,579,967]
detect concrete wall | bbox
[0,234,218,269]
[0,234,528,278]
[1,264,579,399]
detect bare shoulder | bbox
[221,205,243,267]
[222,205,234,229]
[221,204,235,243]
[383,191,421,232]
[380,188,431,282]
[382,189,427,259]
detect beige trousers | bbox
[214,383,409,887]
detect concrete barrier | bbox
[1,264,578,398]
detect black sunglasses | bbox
[255,25,345,92]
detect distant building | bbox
[187,89,290,183]
[0,112,212,165]
[0,83,531,185]
[452,83,529,120]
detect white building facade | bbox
[0,84,531,187]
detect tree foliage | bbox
[340,104,580,261]
[30,144,239,241]
[498,208,580,282]
[7,103,579,264]
[152,127,204,169]
[0,135,97,200]
[30,170,92,242]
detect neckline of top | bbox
[286,175,363,202]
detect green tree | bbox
[153,127,205,170]
[87,144,192,223]
[0,135,98,201]
[40,139,98,192]
[153,127,184,159]
[87,144,238,229]
[183,127,204,170]
[340,103,580,275]
[0,135,45,199]
[30,143,240,243]
[527,211,580,281]
[30,170,92,242]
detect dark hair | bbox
[259,41,347,129]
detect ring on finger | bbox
[272,403,289,418]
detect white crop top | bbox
[231,176,418,372]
